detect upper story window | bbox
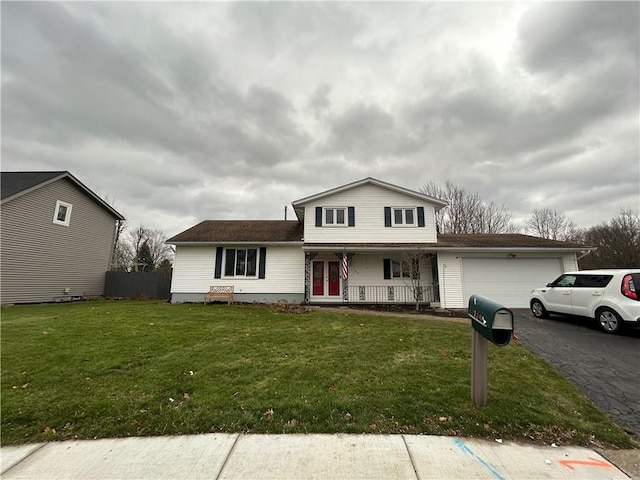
[53,200,72,226]
[315,206,355,227]
[224,248,258,277]
[393,208,415,226]
[385,206,424,227]
[325,207,346,226]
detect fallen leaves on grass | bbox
[270,304,311,314]
[263,408,275,419]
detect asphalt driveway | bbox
[511,308,640,440]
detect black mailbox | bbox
[468,294,514,347]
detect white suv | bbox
[529,269,640,334]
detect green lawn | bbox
[0,300,634,448]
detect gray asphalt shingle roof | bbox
[1,171,66,200]
[167,220,305,243]
[1,170,125,220]
[167,221,589,250]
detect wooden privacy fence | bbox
[104,272,172,300]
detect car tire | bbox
[530,299,549,319]
[596,308,623,334]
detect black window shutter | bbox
[348,207,355,227]
[383,259,391,279]
[315,207,323,227]
[214,247,223,279]
[417,207,425,227]
[384,207,391,227]
[258,247,267,279]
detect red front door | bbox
[328,261,340,296]
[313,261,324,296]
[312,261,341,297]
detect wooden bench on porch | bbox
[204,286,234,305]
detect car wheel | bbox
[530,299,548,319]
[596,308,623,334]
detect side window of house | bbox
[53,200,72,226]
[392,259,410,278]
[315,206,355,227]
[393,208,415,226]
[383,258,417,279]
[325,208,346,226]
[384,207,425,227]
[216,247,266,279]
[224,248,258,277]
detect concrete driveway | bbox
[511,308,640,440]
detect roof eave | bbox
[1,172,68,205]
[301,245,589,253]
[292,177,448,208]
[1,171,125,221]
[168,241,305,246]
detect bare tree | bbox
[525,208,579,241]
[421,180,517,234]
[578,209,640,269]
[399,251,432,310]
[113,225,174,272]
[110,220,132,271]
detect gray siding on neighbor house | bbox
[1,178,118,304]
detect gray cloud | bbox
[1,1,637,235]
[518,2,639,75]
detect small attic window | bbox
[53,200,72,226]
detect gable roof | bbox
[291,177,448,221]
[1,171,125,220]
[167,220,304,244]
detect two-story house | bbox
[1,171,125,304]
[167,178,590,308]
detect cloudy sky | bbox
[2,1,638,238]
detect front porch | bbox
[348,284,436,304]
[303,249,440,306]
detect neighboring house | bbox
[1,171,125,304]
[167,178,590,308]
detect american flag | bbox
[342,254,348,279]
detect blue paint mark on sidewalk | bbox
[454,438,506,480]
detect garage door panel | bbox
[462,258,563,308]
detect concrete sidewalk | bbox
[1,434,636,479]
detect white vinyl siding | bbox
[170,246,216,293]
[437,253,464,309]
[303,183,437,243]
[461,257,565,308]
[171,245,304,294]
[343,254,433,287]
[562,254,578,271]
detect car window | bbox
[574,275,613,288]
[553,275,577,287]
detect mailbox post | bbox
[468,295,514,407]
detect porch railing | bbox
[347,285,435,304]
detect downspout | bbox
[576,249,595,261]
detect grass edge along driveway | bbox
[1,300,635,449]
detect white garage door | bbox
[462,258,563,308]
